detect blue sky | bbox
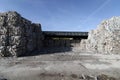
[0,0,119,31]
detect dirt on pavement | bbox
[0,49,120,80]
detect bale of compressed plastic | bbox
[0,11,43,57]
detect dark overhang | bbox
[42,31,88,39]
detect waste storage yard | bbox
[0,11,120,80]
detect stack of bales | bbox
[0,11,43,57]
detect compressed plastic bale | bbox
[8,45,26,56]
[26,34,36,52]
[9,36,27,47]
[8,26,26,36]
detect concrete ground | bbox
[0,48,120,80]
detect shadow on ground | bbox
[20,47,72,57]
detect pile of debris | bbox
[0,11,43,57]
[81,17,120,54]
